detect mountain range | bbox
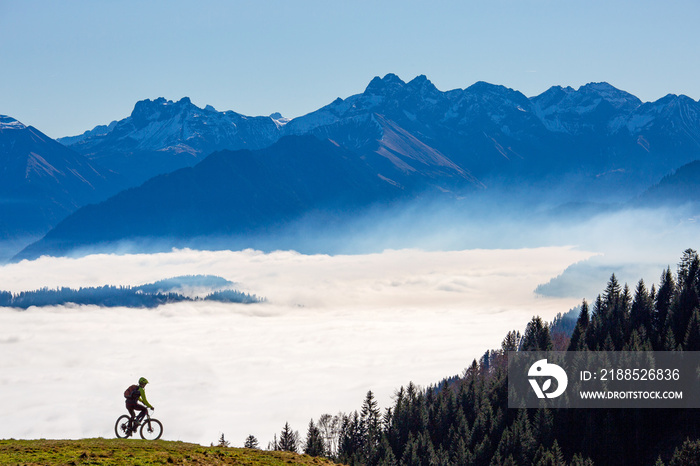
[58,97,286,187]
[4,74,700,260]
[59,74,700,197]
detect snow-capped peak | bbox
[577,82,641,109]
[0,115,27,130]
[270,112,290,127]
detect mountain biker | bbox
[124,377,155,435]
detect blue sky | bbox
[1,0,699,138]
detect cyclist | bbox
[124,377,155,435]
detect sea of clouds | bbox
[0,247,597,446]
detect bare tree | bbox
[317,412,344,458]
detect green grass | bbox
[0,438,344,465]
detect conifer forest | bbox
[270,249,700,465]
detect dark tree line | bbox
[0,284,263,309]
[281,249,700,465]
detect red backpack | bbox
[124,384,140,400]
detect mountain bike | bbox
[115,411,163,440]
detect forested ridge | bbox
[272,249,700,465]
[0,276,264,309]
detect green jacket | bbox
[138,386,154,409]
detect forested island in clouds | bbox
[0,275,264,309]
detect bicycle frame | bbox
[117,410,163,440]
[131,411,154,428]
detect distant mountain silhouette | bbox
[0,115,113,242]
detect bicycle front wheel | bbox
[140,418,163,440]
[115,415,132,439]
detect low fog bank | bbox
[229,197,699,289]
[0,247,592,446]
[11,181,699,264]
[35,200,698,261]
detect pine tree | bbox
[449,436,471,465]
[376,435,398,466]
[361,390,382,463]
[521,316,553,351]
[672,249,700,342]
[664,327,678,351]
[568,300,590,351]
[304,419,326,457]
[586,295,603,349]
[630,279,653,336]
[598,274,628,350]
[549,439,566,466]
[533,408,553,449]
[244,434,259,449]
[620,283,632,343]
[216,433,230,448]
[683,309,700,351]
[400,433,420,466]
[501,330,522,352]
[267,434,278,451]
[279,422,299,453]
[416,431,438,465]
[677,249,700,293]
[603,274,622,312]
[570,453,595,466]
[669,438,700,466]
[655,267,675,346]
[338,412,363,464]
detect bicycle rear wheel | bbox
[115,415,132,439]
[140,418,163,440]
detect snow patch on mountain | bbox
[0,115,27,130]
[623,113,655,133]
[270,113,290,128]
[530,82,642,134]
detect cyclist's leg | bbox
[126,402,138,432]
[134,403,148,422]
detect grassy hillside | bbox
[0,438,344,465]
